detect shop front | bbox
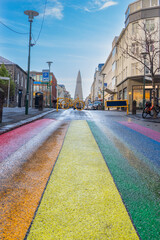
[132,85,160,109]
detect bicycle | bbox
[142,101,160,118]
[59,97,85,111]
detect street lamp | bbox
[102,73,106,110]
[141,52,148,109]
[24,10,39,115]
[46,61,53,108]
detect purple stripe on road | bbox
[118,121,160,142]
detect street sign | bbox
[42,70,49,82]
[145,76,152,81]
[104,83,108,87]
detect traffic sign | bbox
[42,70,49,82]
[145,76,152,81]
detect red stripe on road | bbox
[0,119,55,162]
[119,121,160,142]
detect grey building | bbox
[0,56,33,107]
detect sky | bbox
[0,0,132,98]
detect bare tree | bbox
[118,21,160,117]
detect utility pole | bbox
[102,73,106,110]
[24,10,39,115]
[46,61,53,108]
[141,52,148,109]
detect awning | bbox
[104,88,117,94]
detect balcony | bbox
[125,0,159,20]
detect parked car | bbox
[87,103,93,110]
[93,101,102,110]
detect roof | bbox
[0,56,15,65]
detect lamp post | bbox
[46,61,53,108]
[24,10,39,115]
[141,52,148,109]
[102,73,106,110]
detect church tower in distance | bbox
[74,70,83,100]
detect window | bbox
[132,22,138,34]
[131,63,139,75]
[112,77,116,88]
[112,61,116,71]
[125,7,130,20]
[151,0,158,7]
[21,76,23,87]
[142,0,150,8]
[17,73,19,84]
[131,43,139,55]
[112,47,116,57]
[146,19,155,31]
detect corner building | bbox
[101,0,160,110]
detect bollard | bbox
[132,100,137,115]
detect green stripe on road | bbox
[26,120,139,240]
[88,121,160,240]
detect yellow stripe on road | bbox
[27,120,139,240]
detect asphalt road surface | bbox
[0,109,160,240]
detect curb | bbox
[0,109,56,135]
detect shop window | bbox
[133,89,143,108]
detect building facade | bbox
[91,64,104,103]
[101,0,160,110]
[30,71,57,107]
[57,84,71,99]
[0,56,33,107]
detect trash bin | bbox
[132,100,137,114]
[35,92,43,110]
[0,88,4,123]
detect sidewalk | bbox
[0,107,56,134]
[128,110,160,123]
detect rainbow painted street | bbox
[0,113,160,240]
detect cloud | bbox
[42,0,64,20]
[99,1,118,10]
[45,6,63,20]
[84,0,118,12]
